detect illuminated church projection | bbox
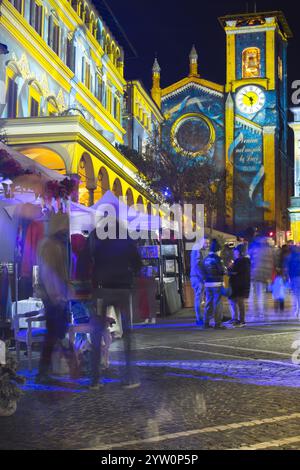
[151,11,292,238]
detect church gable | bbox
[161,81,224,125]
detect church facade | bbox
[151,11,292,240]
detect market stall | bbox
[0,143,79,335]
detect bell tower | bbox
[219,11,292,237]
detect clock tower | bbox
[219,11,292,236]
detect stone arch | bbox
[136,195,144,212]
[105,34,111,54]
[21,146,67,174]
[84,3,90,25]
[111,42,116,64]
[94,166,110,202]
[125,187,134,207]
[78,0,84,20]
[71,0,78,11]
[112,177,122,198]
[78,152,95,206]
[147,202,152,215]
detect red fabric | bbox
[71,234,87,280]
[21,221,44,277]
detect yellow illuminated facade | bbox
[288,108,300,243]
[0,0,153,209]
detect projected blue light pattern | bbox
[17,354,300,393]
[18,369,121,393]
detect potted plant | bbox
[0,342,25,417]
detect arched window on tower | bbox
[242,47,261,78]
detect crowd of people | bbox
[33,212,300,388]
[190,235,300,330]
[35,213,142,389]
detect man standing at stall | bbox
[85,216,142,390]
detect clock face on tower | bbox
[235,85,266,114]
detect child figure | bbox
[272,269,286,312]
[101,311,116,370]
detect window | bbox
[113,94,117,119]
[29,84,41,117]
[52,23,60,55]
[85,62,91,89]
[30,97,39,117]
[48,16,60,56]
[81,57,85,83]
[278,56,283,81]
[106,87,111,113]
[10,0,23,14]
[7,77,18,118]
[116,99,120,122]
[242,47,261,78]
[66,37,75,72]
[30,0,43,36]
[137,135,142,154]
[95,74,103,102]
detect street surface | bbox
[1,296,300,451]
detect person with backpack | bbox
[228,244,251,327]
[190,237,210,326]
[201,239,227,329]
[84,218,142,389]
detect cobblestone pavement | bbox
[1,308,300,450]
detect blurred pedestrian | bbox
[85,218,142,389]
[201,239,226,329]
[190,237,209,326]
[228,244,251,327]
[271,269,286,313]
[248,236,274,317]
[287,245,300,319]
[35,213,78,384]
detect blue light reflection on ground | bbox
[133,323,196,330]
[17,356,300,392]
[18,368,121,393]
[110,360,300,388]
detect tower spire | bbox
[151,57,161,108]
[189,45,199,77]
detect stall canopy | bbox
[92,190,161,232]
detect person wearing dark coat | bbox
[201,239,226,329]
[228,244,251,327]
[84,218,142,389]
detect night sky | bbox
[96,0,300,105]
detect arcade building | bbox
[0,3,294,242]
[0,0,161,213]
